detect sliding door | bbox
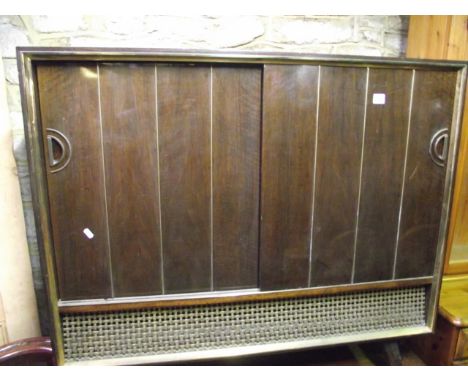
[37,63,262,300]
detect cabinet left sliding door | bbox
[37,63,113,300]
[37,62,262,301]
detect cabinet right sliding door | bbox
[260,64,458,290]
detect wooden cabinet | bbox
[18,48,466,365]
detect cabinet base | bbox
[60,286,427,365]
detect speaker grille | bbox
[61,287,426,363]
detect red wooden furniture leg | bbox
[0,337,54,366]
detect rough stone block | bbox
[387,16,409,32]
[358,16,388,30]
[144,15,212,38]
[0,15,23,28]
[36,37,70,47]
[360,29,384,45]
[102,16,148,35]
[10,111,24,133]
[0,24,29,58]
[208,16,265,48]
[7,83,21,112]
[384,32,405,55]
[3,58,19,84]
[333,44,384,57]
[23,206,37,240]
[30,15,85,33]
[271,17,354,44]
[12,132,28,164]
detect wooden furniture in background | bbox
[0,337,54,366]
[410,276,468,365]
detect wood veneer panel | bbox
[260,64,318,290]
[37,63,111,300]
[353,68,413,282]
[310,66,366,287]
[395,70,458,278]
[212,66,261,290]
[157,65,211,294]
[99,63,162,297]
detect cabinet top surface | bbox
[17,46,468,69]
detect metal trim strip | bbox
[17,47,468,68]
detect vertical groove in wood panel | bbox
[392,70,416,280]
[97,64,115,298]
[210,66,214,292]
[99,63,162,297]
[351,67,370,284]
[154,65,165,294]
[353,68,413,283]
[308,65,321,287]
[37,63,112,300]
[212,66,261,290]
[310,66,367,287]
[257,68,264,289]
[158,65,211,294]
[395,70,458,278]
[260,65,318,290]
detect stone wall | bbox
[0,15,409,335]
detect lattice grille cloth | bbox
[61,287,426,362]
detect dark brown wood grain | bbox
[99,63,162,297]
[260,64,318,290]
[157,64,212,294]
[310,66,367,287]
[353,68,413,283]
[212,66,261,290]
[395,70,458,278]
[37,63,111,300]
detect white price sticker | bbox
[83,228,94,239]
[372,93,386,105]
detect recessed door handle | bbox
[46,129,72,173]
[429,128,449,167]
